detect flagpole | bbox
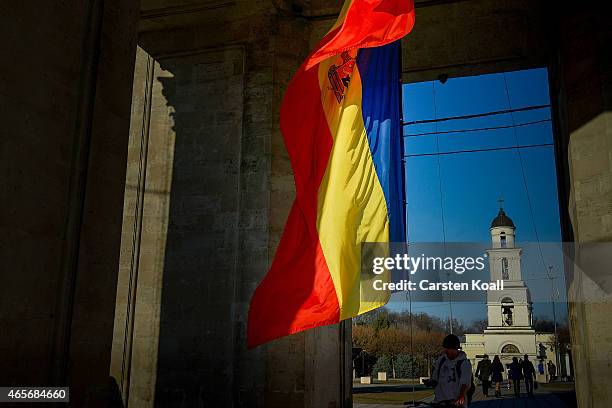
[397,38,417,408]
[398,47,407,243]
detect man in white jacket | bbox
[425,334,473,407]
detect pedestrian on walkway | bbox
[522,354,536,396]
[538,360,545,375]
[491,355,504,398]
[475,354,492,397]
[506,365,512,390]
[548,360,557,382]
[509,357,523,398]
[423,334,474,407]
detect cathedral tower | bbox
[485,205,534,334]
[462,203,556,372]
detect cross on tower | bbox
[497,196,504,209]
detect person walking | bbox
[491,355,504,398]
[538,360,545,375]
[547,360,557,382]
[475,354,492,397]
[423,334,474,407]
[522,354,536,396]
[509,357,523,398]
[506,365,512,390]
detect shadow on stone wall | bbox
[151,51,249,407]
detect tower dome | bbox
[490,208,515,229]
[490,204,516,248]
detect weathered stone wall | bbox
[0,0,139,406]
[402,0,551,83]
[111,47,183,406]
[110,1,351,407]
[155,46,247,406]
[554,5,612,407]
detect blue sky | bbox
[385,67,568,326]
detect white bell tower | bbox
[462,200,555,367]
[485,201,534,332]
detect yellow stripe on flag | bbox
[316,55,391,320]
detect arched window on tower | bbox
[501,258,509,280]
[501,297,513,326]
[500,232,507,248]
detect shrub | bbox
[372,355,393,376]
[394,354,419,378]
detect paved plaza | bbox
[354,381,576,408]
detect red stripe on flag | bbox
[247,52,340,348]
[247,203,340,348]
[247,0,416,348]
[307,0,415,69]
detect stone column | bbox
[0,0,139,406]
[109,2,352,406]
[554,4,612,408]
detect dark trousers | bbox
[513,379,521,397]
[525,376,534,395]
[481,379,491,396]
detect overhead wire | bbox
[403,143,553,158]
[501,73,551,282]
[402,77,555,335]
[430,81,455,335]
[400,73,557,392]
[401,104,550,126]
[404,118,551,138]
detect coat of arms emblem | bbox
[328,51,356,103]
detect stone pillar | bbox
[553,4,612,407]
[110,47,170,407]
[0,0,139,406]
[108,2,351,407]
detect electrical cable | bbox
[404,118,551,138]
[501,73,550,281]
[402,104,550,126]
[403,143,553,158]
[430,81,454,335]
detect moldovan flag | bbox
[247,0,415,348]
